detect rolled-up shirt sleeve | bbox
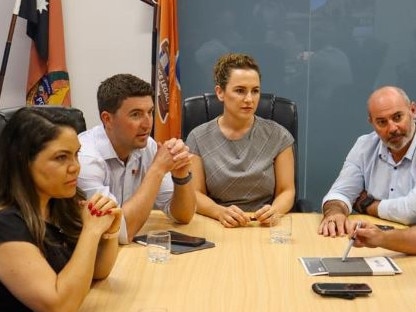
[155,171,175,218]
[378,188,416,225]
[321,137,367,212]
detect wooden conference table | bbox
[79,212,416,312]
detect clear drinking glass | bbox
[147,230,171,263]
[270,214,292,244]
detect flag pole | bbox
[0,0,22,101]
[140,0,158,94]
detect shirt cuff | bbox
[118,214,129,245]
[321,194,352,213]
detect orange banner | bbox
[22,0,70,106]
[154,0,181,141]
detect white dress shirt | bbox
[78,125,174,243]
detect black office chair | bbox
[182,93,312,212]
[0,105,87,135]
[0,112,7,135]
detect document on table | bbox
[299,256,402,276]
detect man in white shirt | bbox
[319,86,416,237]
[78,74,196,244]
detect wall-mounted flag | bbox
[154,0,181,141]
[19,0,70,106]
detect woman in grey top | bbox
[186,53,295,227]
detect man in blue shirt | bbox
[319,86,416,237]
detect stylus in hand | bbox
[341,221,362,262]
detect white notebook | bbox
[299,256,402,276]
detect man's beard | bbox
[386,124,415,152]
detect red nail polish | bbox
[105,209,113,215]
[96,211,103,216]
[91,209,97,215]
[88,203,93,210]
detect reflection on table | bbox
[79,212,415,312]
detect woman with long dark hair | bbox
[0,107,122,311]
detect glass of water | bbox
[147,230,171,263]
[270,214,292,244]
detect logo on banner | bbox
[157,39,170,123]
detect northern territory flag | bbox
[19,0,71,106]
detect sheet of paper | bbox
[298,257,328,276]
[364,256,402,275]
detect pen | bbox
[341,221,362,262]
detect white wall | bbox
[0,1,30,109]
[0,0,153,128]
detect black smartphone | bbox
[375,224,395,231]
[312,283,372,296]
[168,230,206,247]
[133,231,206,247]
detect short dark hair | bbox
[213,53,261,90]
[97,73,154,114]
[0,107,83,253]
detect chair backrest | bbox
[0,106,20,134]
[182,93,304,212]
[0,113,6,135]
[0,106,87,135]
[182,93,297,141]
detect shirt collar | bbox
[95,125,119,160]
[95,125,144,164]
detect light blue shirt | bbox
[322,130,416,225]
[77,125,174,243]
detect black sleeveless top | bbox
[0,206,75,311]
